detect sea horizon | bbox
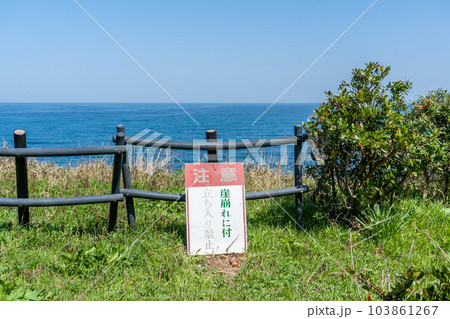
[1,102,318,167]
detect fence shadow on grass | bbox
[156,220,188,247]
[0,221,13,232]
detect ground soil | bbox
[204,253,246,276]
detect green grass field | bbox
[0,158,448,300]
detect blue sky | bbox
[0,0,449,103]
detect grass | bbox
[0,157,449,300]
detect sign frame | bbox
[185,162,247,255]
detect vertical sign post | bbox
[185,162,247,255]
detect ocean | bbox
[0,103,317,168]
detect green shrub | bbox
[422,266,450,301]
[347,265,450,301]
[409,89,450,202]
[304,62,415,216]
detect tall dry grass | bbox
[0,150,296,199]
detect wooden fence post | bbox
[117,125,136,230]
[14,130,30,226]
[294,125,304,229]
[206,130,218,163]
[108,132,125,232]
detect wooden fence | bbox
[0,125,309,231]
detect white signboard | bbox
[185,163,247,255]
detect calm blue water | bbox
[1,103,317,167]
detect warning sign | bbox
[185,163,247,255]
